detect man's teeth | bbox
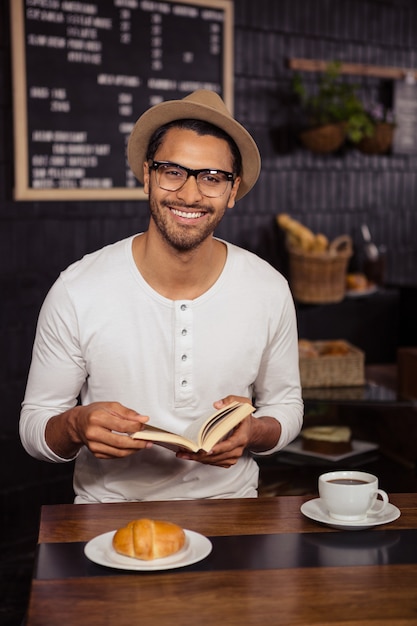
[171,208,203,219]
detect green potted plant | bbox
[292,61,374,153]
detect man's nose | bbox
[176,174,203,201]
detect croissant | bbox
[112,518,186,560]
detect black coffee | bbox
[328,479,369,485]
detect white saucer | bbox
[84,529,212,571]
[300,498,401,530]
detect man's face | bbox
[143,127,241,252]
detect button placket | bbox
[174,302,193,405]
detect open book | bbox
[131,401,255,453]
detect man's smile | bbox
[170,207,207,220]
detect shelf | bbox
[288,57,417,80]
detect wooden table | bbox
[26,494,417,626]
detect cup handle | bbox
[369,489,389,516]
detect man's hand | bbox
[176,395,280,468]
[176,416,253,468]
[45,401,151,460]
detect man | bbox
[20,90,303,502]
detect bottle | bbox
[361,224,385,286]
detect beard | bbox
[148,187,227,252]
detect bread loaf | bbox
[112,518,186,560]
[320,340,351,356]
[346,273,369,291]
[276,213,329,253]
[298,339,319,358]
[277,213,316,251]
[299,339,351,358]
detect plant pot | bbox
[357,122,394,155]
[299,123,347,154]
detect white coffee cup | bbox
[318,470,389,521]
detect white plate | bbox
[283,438,378,462]
[84,529,212,571]
[300,498,401,530]
[345,285,378,298]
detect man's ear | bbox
[227,176,241,209]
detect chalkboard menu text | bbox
[11,0,233,200]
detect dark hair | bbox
[146,119,242,176]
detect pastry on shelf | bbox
[301,425,353,455]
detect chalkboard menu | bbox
[392,78,417,155]
[10,0,233,200]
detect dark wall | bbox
[1,0,417,539]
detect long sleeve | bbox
[20,277,86,462]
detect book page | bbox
[131,401,253,453]
[132,424,198,451]
[199,403,254,451]
[182,401,242,446]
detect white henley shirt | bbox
[20,235,303,502]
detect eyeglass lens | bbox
[153,162,233,197]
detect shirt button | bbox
[180,304,187,311]
[181,329,187,336]
[181,380,187,387]
[181,354,187,361]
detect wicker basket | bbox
[357,122,394,155]
[299,340,365,388]
[299,123,347,154]
[288,235,352,304]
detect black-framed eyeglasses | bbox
[149,160,236,198]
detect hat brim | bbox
[127,98,260,201]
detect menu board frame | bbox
[10,0,233,201]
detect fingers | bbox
[88,434,152,460]
[177,449,240,468]
[102,404,149,431]
[193,447,242,468]
[76,402,151,459]
[213,394,252,410]
[177,421,248,468]
[85,429,152,459]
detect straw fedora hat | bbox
[127,90,261,200]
